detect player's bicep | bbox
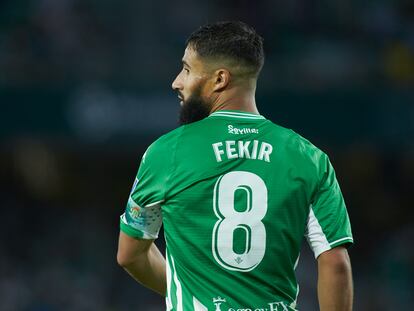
[117,231,154,266]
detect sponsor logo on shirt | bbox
[228,125,259,135]
[211,296,294,311]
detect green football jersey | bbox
[120,110,353,311]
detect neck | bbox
[209,85,259,115]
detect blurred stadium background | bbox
[1,0,413,310]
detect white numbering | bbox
[212,171,267,272]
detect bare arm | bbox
[117,231,166,296]
[317,246,353,311]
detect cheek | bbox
[183,76,198,93]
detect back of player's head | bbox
[186,21,265,78]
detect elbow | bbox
[318,246,352,274]
[117,231,152,268]
[331,257,351,275]
[116,252,127,268]
[117,249,134,268]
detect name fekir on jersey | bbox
[120,110,353,311]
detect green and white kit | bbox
[120,110,353,311]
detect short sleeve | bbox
[120,137,174,240]
[305,153,353,258]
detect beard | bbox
[178,86,211,125]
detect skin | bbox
[317,246,353,311]
[117,45,354,310]
[117,232,166,296]
[171,46,260,114]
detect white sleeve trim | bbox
[330,237,354,246]
[120,213,127,224]
[305,205,331,258]
[145,200,165,207]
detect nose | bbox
[172,74,182,91]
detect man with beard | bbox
[117,21,354,311]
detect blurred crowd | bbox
[1,0,413,311]
[0,144,164,311]
[0,0,413,90]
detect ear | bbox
[212,69,231,92]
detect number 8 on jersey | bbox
[212,171,268,272]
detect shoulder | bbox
[152,126,185,148]
[144,116,223,159]
[143,126,185,163]
[266,119,327,165]
[267,120,322,151]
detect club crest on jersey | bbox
[129,206,141,219]
[213,297,226,311]
[127,197,143,220]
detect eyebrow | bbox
[182,60,191,68]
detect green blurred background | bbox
[1,1,413,310]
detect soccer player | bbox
[117,21,353,311]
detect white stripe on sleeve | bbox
[305,205,331,258]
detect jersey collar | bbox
[209,110,265,120]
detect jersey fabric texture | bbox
[120,110,353,311]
